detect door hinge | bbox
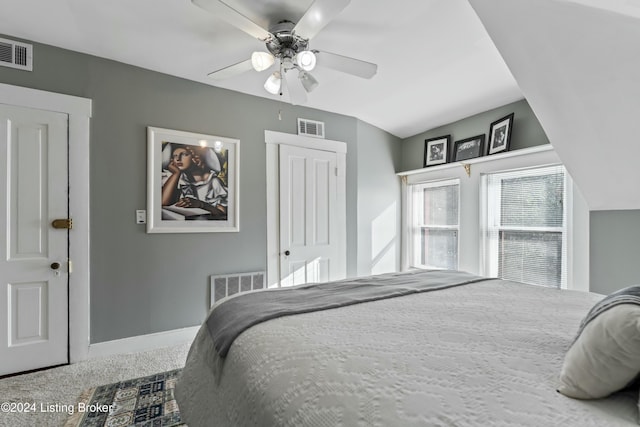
[52,218,73,229]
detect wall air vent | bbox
[210,271,266,306]
[0,38,33,71]
[298,118,325,138]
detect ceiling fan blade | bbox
[192,0,272,41]
[293,0,351,40]
[284,69,308,105]
[315,50,377,79]
[207,58,254,80]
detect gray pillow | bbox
[558,301,640,399]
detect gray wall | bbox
[9,33,631,344]
[590,210,640,294]
[356,121,402,276]
[0,36,399,343]
[400,98,550,171]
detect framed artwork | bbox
[146,127,239,233]
[488,113,514,155]
[453,134,485,161]
[423,135,451,167]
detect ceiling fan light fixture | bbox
[264,71,282,94]
[299,70,319,93]
[295,50,317,71]
[251,51,275,71]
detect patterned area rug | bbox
[64,369,185,427]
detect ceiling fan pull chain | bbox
[278,61,284,120]
[279,62,284,97]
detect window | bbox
[482,165,567,288]
[410,179,459,269]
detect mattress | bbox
[175,271,639,426]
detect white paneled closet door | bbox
[279,144,343,286]
[0,104,69,376]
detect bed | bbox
[175,269,639,426]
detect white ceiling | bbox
[0,0,523,138]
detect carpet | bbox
[64,369,185,427]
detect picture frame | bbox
[453,134,485,162]
[488,113,514,155]
[423,135,451,167]
[146,126,239,233]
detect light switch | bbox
[136,210,146,224]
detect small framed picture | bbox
[423,135,451,167]
[488,113,514,155]
[453,135,485,161]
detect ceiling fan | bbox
[191,0,378,104]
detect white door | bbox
[279,144,345,286]
[0,104,69,376]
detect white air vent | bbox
[298,118,325,138]
[0,38,33,71]
[210,271,266,306]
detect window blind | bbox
[484,165,566,288]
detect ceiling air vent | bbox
[0,38,33,71]
[298,118,325,139]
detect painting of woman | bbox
[160,142,228,220]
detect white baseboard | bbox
[87,325,200,360]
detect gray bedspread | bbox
[207,269,488,359]
[176,270,639,427]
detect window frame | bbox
[408,178,461,270]
[480,164,570,288]
[399,146,588,291]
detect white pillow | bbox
[558,303,640,399]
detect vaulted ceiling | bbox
[0,0,522,139]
